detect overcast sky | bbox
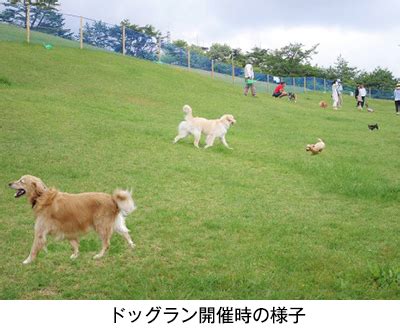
[60,0,400,77]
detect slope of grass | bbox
[0,26,399,299]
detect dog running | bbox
[306,138,325,155]
[9,175,137,264]
[319,101,328,109]
[173,105,236,149]
[368,123,379,131]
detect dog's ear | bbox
[29,180,47,207]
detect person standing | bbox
[244,61,256,97]
[337,79,343,107]
[395,83,400,115]
[358,84,367,110]
[354,84,360,107]
[332,80,339,110]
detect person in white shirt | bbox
[357,84,367,110]
[243,61,256,97]
[332,80,339,110]
[337,79,343,107]
[394,83,400,114]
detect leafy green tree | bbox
[207,43,232,62]
[324,55,358,83]
[357,67,397,90]
[172,39,188,49]
[0,0,72,38]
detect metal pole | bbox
[80,16,83,49]
[313,77,316,91]
[187,48,191,70]
[267,74,270,94]
[304,77,306,93]
[26,3,30,44]
[122,25,126,55]
[211,59,214,78]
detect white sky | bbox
[60,0,400,77]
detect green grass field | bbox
[1,24,399,300]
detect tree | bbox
[263,43,319,76]
[0,0,72,39]
[172,39,188,49]
[207,43,232,62]
[324,55,358,83]
[357,67,397,90]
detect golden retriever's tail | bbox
[113,190,136,233]
[183,104,193,121]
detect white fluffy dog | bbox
[173,105,236,149]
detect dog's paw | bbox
[93,253,104,260]
[70,253,79,260]
[22,257,32,265]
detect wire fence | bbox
[0,2,394,100]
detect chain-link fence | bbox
[0,1,395,100]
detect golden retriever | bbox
[306,138,325,155]
[173,105,236,149]
[9,175,136,264]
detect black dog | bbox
[368,123,379,131]
[288,92,297,102]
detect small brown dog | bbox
[306,138,325,155]
[9,175,137,264]
[319,101,328,109]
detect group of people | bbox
[244,61,289,98]
[244,62,400,114]
[354,84,368,110]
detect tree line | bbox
[1,0,397,91]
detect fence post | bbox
[293,77,295,92]
[211,59,214,78]
[304,77,306,93]
[79,16,83,49]
[122,25,126,55]
[187,48,191,70]
[231,56,235,84]
[267,74,270,94]
[26,3,30,44]
[313,77,316,91]
[369,87,372,98]
[324,78,326,93]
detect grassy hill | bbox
[1,25,399,299]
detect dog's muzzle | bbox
[9,183,26,198]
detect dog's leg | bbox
[93,228,112,260]
[220,135,233,150]
[23,229,47,265]
[114,214,135,249]
[193,132,201,148]
[173,131,188,144]
[119,232,136,249]
[69,239,80,260]
[173,123,189,144]
[204,135,215,149]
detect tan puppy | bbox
[306,138,325,155]
[173,105,236,149]
[9,175,136,264]
[319,101,328,109]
